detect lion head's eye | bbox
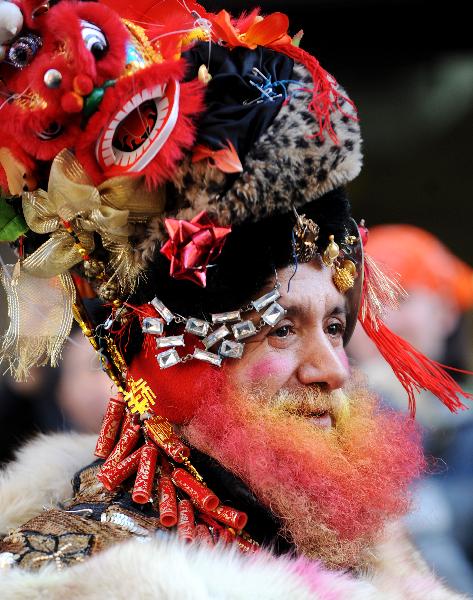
[80,20,108,60]
[8,34,42,69]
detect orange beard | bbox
[181,373,425,570]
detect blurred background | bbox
[1,0,473,593]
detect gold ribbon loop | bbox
[21,149,165,290]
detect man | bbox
[0,0,470,597]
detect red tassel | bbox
[132,443,158,504]
[360,316,471,416]
[273,43,358,144]
[177,499,195,542]
[360,254,473,416]
[95,393,126,459]
[171,468,219,512]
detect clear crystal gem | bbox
[157,348,181,369]
[251,288,281,312]
[211,310,241,324]
[185,317,210,337]
[202,325,229,349]
[151,297,174,324]
[261,302,286,327]
[156,335,185,348]
[142,317,164,335]
[232,320,257,341]
[219,340,244,359]
[193,348,222,367]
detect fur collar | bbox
[0,433,466,599]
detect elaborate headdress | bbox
[0,0,471,550]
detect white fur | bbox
[0,434,466,599]
[0,535,381,599]
[0,433,96,534]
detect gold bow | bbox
[22,149,164,291]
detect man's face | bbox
[225,260,350,426]
[178,264,423,570]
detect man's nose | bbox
[297,332,349,391]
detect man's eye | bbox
[269,324,293,339]
[326,322,345,337]
[80,20,108,60]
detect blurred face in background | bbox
[349,286,459,364]
[57,329,112,433]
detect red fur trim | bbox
[76,62,205,187]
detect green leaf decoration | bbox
[0,195,28,242]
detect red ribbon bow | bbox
[160,211,231,287]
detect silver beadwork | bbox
[261,302,286,327]
[211,310,241,324]
[185,317,210,337]
[202,325,229,349]
[155,335,185,348]
[193,348,222,367]
[142,317,164,335]
[151,297,174,324]
[219,339,244,359]
[232,320,257,341]
[251,288,281,312]
[157,348,181,369]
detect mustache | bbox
[265,386,351,426]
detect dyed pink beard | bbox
[182,377,425,569]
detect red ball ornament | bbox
[73,74,94,96]
[61,91,84,113]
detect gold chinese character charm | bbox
[124,377,156,415]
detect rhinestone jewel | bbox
[193,348,222,367]
[157,348,181,369]
[202,325,229,349]
[142,317,164,335]
[251,288,281,312]
[219,340,244,359]
[156,335,185,348]
[232,320,257,341]
[185,318,210,337]
[151,297,174,325]
[261,302,286,327]
[211,310,241,324]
